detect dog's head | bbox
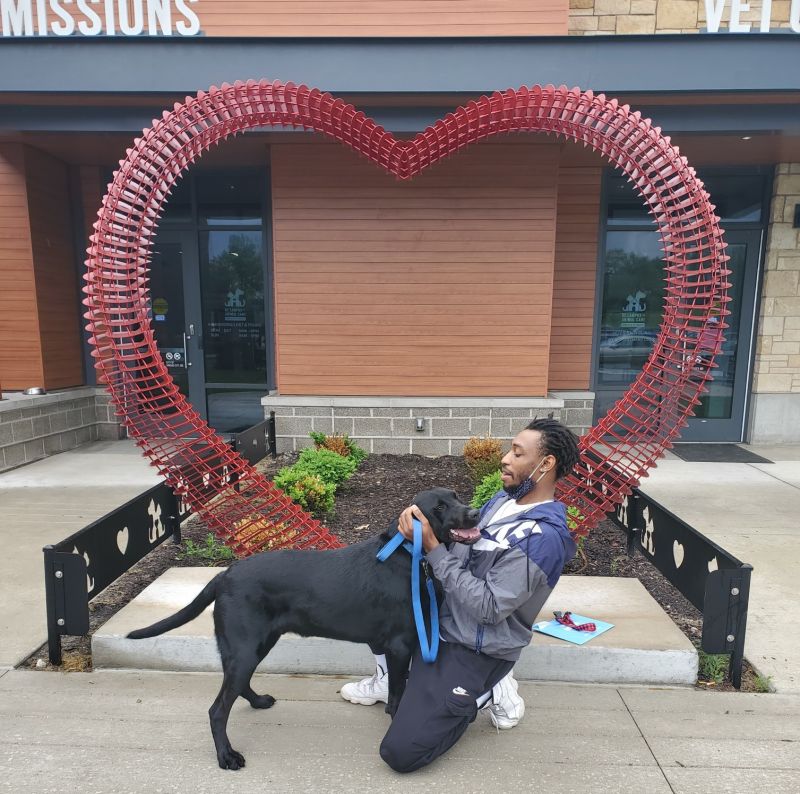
[412,488,481,545]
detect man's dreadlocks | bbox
[526,418,580,481]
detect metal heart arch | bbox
[83,80,730,556]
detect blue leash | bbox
[376,518,440,663]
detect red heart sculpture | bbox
[83,80,729,555]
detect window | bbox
[595,167,769,430]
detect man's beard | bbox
[503,476,535,501]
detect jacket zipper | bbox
[474,625,484,654]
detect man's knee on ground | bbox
[379,736,422,774]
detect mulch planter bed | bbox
[23,453,762,690]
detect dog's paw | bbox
[248,694,276,710]
[218,747,246,771]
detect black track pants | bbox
[379,642,513,774]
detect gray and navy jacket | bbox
[425,491,576,662]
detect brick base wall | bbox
[750,163,800,442]
[569,1,797,36]
[0,387,124,472]
[262,393,595,454]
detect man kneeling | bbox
[341,418,580,772]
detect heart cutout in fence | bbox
[673,540,685,570]
[117,526,129,555]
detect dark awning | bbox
[1,33,798,95]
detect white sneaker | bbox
[484,671,525,729]
[340,671,389,706]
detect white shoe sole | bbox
[340,691,387,706]
[340,693,386,706]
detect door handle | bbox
[182,332,192,368]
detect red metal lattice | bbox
[83,81,729,552]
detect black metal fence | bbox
[230,412,277,466]
[609,488,753,688]
[43,482,191,665]
[42,415,277,665]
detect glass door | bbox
[684,229,762,441]
[148,169,271,434]
[199,229,268,432]
[149,230,206,416]
[594,170,768,443]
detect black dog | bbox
[127,487,480,770]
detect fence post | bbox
[728,564,753,689]
[169,488,182,546]
[42,545,63,666]
[626,491,641,556]
[268,410,277,458]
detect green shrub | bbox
[178,534,236,566]
[463,436,503,484]
[566,505,584,533]
[309,431,327,447]
[296,446,357,486]
[343,435,368,465]
[471,470,503,508]
[273,467,336,517]
[309,431,368,464]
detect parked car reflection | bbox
[599,332,657,376]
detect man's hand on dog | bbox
[398,505,440,553]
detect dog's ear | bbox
[410,490,436,527]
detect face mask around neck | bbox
[503,459,548,501]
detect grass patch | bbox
[697,646,729,685]
[753,673,772,693]
[178,533,236,566]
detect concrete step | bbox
[92,568,698,686]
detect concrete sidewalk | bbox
[1,668,798,793]
[640,445,800,693]
[0,441,159,668]
[0,439,798,792]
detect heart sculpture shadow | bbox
[83,80,730,555]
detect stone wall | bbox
[262,393,594,455]
[0,388,124,471]
[750,165,800,442]
[569,0,796,35]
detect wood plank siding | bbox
[0,1,566,37]
[271,140,560,397]
[24,148,84,389]
[78,166,116,384]
[548,163,602,390]
[0,144,42,389]
[193,1,568,37]
[0,144,83,391]
[79,166,106,246]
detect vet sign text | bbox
[1,0,201,37]
[705,0,800,32]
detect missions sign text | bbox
[1,0,200,36]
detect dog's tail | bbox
[126,573,222,640]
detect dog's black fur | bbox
[127,487,479,770]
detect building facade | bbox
[0,1,798,467]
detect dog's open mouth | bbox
[450,527,481,544]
